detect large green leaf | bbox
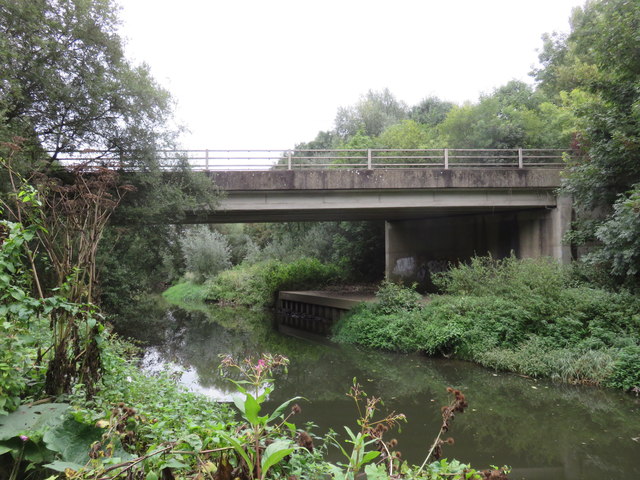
[260,440,294,480]
[44,460,86,473]
[243,394,262,425]
[43,417,102,464]
[231,392,246,415]
[0,404,69,441]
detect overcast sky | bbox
[116,0,584,150]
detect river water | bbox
[116,300,640,480]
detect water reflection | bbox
[115,301,640,480]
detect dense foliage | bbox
[205,257,347,308]
[2,0,640,477]
[533,0,640,287]
[334,256,640,390]
[0,0,219,314]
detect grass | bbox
[162,280,209,305]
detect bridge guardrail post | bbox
[367,149,372,169]
[205,149,209,171]
[518,148,523,168]
[287,151,292,170]
[444,148,449,169]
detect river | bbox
[116,299,640,480]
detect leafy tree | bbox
[0,0,220,312]
[584,184,640,286]
[534,0,640,285]
[439,80,566,149]
[378,120,438,149]
[294,130,339,151]
[335,89,408,139]
[409,97,454,127]
[180,226,232,283]
[0,0,173,158]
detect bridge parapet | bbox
[208,167,562,192]
[51,148,566,172]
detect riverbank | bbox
[131,295,640,479]
[332,257,640,392]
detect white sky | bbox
[116,0,584,150]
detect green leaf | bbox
[231,392,246,415]
[146,471,159,480]
[361,450,380,465]
[179,433,203,452]
[218,431,253,474]
[284,421,297,436]
[162,457,189,469]
[0,404,69,441]
[10,289,25,301]
[260,440,294,480]
[43,417,102,464]
[243,394,261,425]
[44,460,86,473]
[266,396,304,423]
[343,426,357,443]
[364,463,387,480]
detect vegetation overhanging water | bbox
[120,298,640,480]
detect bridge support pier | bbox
[385,196,572,289]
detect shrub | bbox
[333,307,427,352]
[180,226,232,283]
[206,258,345,308]
[373,280,422,314]
[333,256,640,389]
[433,255,568,299]
[606,346,640,391]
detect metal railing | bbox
[50,148,566,171]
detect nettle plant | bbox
[218,353,305,480]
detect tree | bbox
[0,0,173,159]
[335,89,408,139]
[585,184,640,286]
[378,120,437,149]
[439,80,568,149]
[0,0,220,313]
[180,226,232,283]
[534,0,640,286]
[409,96,454,127]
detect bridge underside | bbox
[185,188,558,223]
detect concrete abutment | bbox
[385,195,572,288]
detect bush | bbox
[433,255,569,298]
[374,280,422,314]
[206,258,345,308]
[180,226,232,283]
[333,307,427,352]
[333,256,640,389]
[606,346,640,391]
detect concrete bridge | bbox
[56,148,570,286]
[191,167,570,286]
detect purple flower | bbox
[19,435,28,442]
